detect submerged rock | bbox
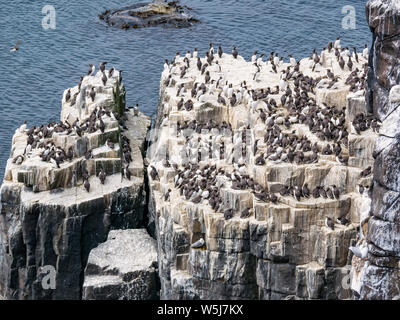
[99,0,199,29]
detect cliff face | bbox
[355,0,400,300]
[147,46,375,299]
[0,72,151,299]
[82,229,159,300]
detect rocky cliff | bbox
[147,44,376,299]
[0,70,152,299]
[353,0,400,300]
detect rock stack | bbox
[353,0,400,300]
[147,43,378,299]
[0,67,152,299]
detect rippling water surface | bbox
[0,0,370,181]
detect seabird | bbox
[84,179,90,192]
[99,169,106,185]
[325,217,335,230]
[10,40,21,52]
[102,72,107,86]
[240,208,252,219]
[224,209,234,220]
[334,37,341,49]
[337,216,350,225]
[164,188,171,201]
[360,166,372,177]
[87,64,95,76]
[90,87,96,102]
[65,89,71,103]
[125,165,131,180]
[218,45,223,58]
[191,238,205,249]
[106,139,114,149]
[349,242,368,259]
[150,165,159,181]
[232,46,238,59]
[100,61,107,73]
[332,185,340,199]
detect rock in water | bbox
[99,0,199,29]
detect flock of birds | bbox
[11,62,136,193]
[151,39,377,233]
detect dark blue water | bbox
[0,0,370,181]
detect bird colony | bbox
[3,62,149,200]
[148,40,378,299]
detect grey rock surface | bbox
[0,72,151,300]
[354,0,400,300]
[147,43,373,300]
[82,229,159,300]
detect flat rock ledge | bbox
[147,44,376,299]
[82,229,159,300]
[0,69,151,299]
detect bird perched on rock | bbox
[360,166,372,177]
[102,72,107,86]
[100,61,107,73]
[124,165,131,180]
[87,64,95,76]
[99,169,106,185]
[84,179,90,192]
[65,89,71,103]
[241,208,252,219]
[337,216,349,225]
[106,139,114,149]
[224,208,234,220]
[349,242,368,259]
[90,87,96,102]
[164,188,171,201]
[150,165,159,181]
[191,238,205,249]
[232,46,238,59]
[325,217,335,230]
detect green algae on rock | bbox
[99,1,199,29]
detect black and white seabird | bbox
[232,46,238,59]
[65,89,71,103]
[99,169,106,185]
[90,87,96,102]
[10,40,21,52]
[84,179,90,192]
[87,64,95,76]
[150,165,160,181]
[191,238,205,249]
[100,61,107,73]
[325,217,335,230]
[102,72,107,86]
[360,166,372,177]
